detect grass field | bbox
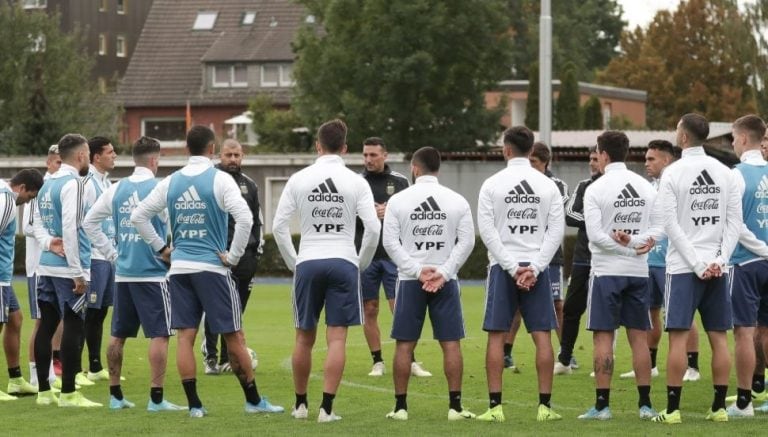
[0,279,765,436]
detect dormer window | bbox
[242,11,256,25]
[193,11,218,30]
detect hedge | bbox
[15,234,578,280]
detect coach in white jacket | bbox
[382,146,475,421]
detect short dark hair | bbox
[596,130,629,163]
[679,113,709,144]
[132,136,161,159]
[363,137,386,151]
[186,125,215,156]
[647,139,675,156]
[317,119,347,153]
[503,126,534,155]
[57,134,88,160]
[733,114,767,144]
[530,142,551,166]
[10,168,43,193]
[88,136,112,162]
[411,147,441,173]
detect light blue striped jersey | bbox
[86,171,116,246]
[37,174,91,270]
[0,185,16,284]
[731,163,768,264]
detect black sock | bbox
[61,308,85,394]
[649,348,658,369]
[110,384,123,400]
[666,386,682,413]
[295,393,307,409]
[595,388,610,410]
[503,343,513,356]
[371,350,383,364]
[8,366,21,379]
[150,387,163,404]
[34,302,60,393]
[637,385,651,409]
[240,379,261,405]
[736,387,752,410]
[753,373,765,393]
[395,393,407,411]
[411,352,417,363]
[85,307,108,373]
[320,392,335,415]
[449,391,462,411]
[687,352,699,370]
[712,385,727,411]
[489,392,502,408]
[539,393,551,408]
[182,378,203,409]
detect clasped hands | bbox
[612,230,655,255]
[514,266,537,291]
[418,267,446,293]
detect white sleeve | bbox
[436,199,475,279]
[356,182,381,271]
[584,188,636,257]
[83,183,117,262]
[630,191,665,246]
[272,178,298,271]
[717,171,744,265]
[534,188,567,273]
[22,202,34,237]
[32,201,52,250]
[61,179,86,277]
[0,192,15,234]
[215,172,252,266]
[131,176,171,252]
[660,175,707,276]
[477,181,517,272]
[382,201,421,278]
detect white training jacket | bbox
[477,158,565,276]
[584,162,657,277]
[382,175,475,281]
[731,149,768,261]
[272,154,380,272]
[84,164,112,261]
[22,172,52,277]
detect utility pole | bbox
[539,0,552,146]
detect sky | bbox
[617,0,681,29]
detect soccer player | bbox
[80,136,117,383]
[84,136,184,412]
[273,119,380,422]
[202,139,263,375]
[477,126,565,422]
[381,146,475,421]
[723,115,768,417]
[0,169,44,400]
[649,113,741,424]
[33,133,102,407]
[554,147,602,375]
[577,131,657,420]
[357,137,431,378]
[132,126,282,418]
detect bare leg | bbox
[531,331,554,394]
[148,336,169,388]
[486,332,506,392]
[393,341,415,394]
[554,301,564,342]
[363,299,381,356]
[107,336,125,385]
[223,330,254,384]
[176,328,197,380]
[323,326,348,394]
[708,331,730,386]
[593,330,614,389]
[627,328,651,386]
[3,310,22,369]
[440,341,463,391]
[667,330,689,386]
[293,329,316,395]
[648,308,662,350]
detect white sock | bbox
[29,362,37,386]
[48,360,56,384]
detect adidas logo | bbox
[307,178,344,202]
[689,170,721,194]
[504,180,540,204]
[410,196,447,220]
[756,175,768,199]
[38,191,53,209]
[118,191,141,214]
[174,186,207,210]
[614,183,646,207]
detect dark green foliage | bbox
[525,62,539,130]
[555,62,580,129]
[582,95,602,129]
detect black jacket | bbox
[546,170,570,266]
[215,164,262,254]
[354,164,410,260]
[566,173,601,265]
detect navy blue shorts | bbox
[38,276,87,319]
[391,279,465,342]
[27,275,40,319]
[292,258,361,330]
[88,259,115,309]
[112,282,173,339]
[729,260,768,327]
[0,285,20,323]
[169,272,241,334]
[482,264,557,333]
[549,264,563,301]
[648,267,665,309]
[664,272,732,331]
[361,258,397,301]
[586,275,650,331]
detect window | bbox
[193,11,218,30]
[279,64,293,87]
[99,0,107,12]
[29,34,46,53]
[213,65,230,87]
[142,119,186,143]
[213,65,248,88]
[305,15,316,24]
[260,65,279,87]
[242,11,256,25]
[98,34,107,55]
[22,0,46,9]
[116,35,126,57]
[116,0,126,14]
[232,65,248,87]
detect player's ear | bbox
[341,143,348,155]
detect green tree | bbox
[597,0,758,129]
[581,95,602,129]
[0,5,120,155]
[292,0,513,152]
[525,62,539,130]
[248,95,309,153]
[555,63,580,129]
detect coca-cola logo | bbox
[507,208,538,220]
[613,211,642,223]
[412,224,444,236]
[690,198,719,211]
[175,213,206,225]
[119,218,134,229]
[757,204,768,214]
[311,206,343,219]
